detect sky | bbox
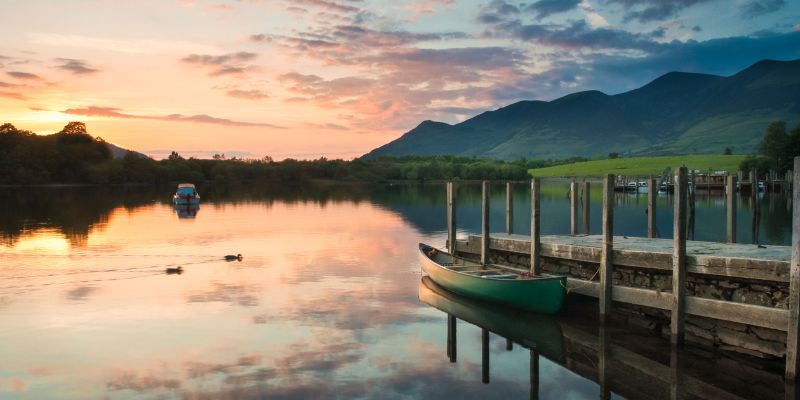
[0,0,798,159]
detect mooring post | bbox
[752,169,760,244]
[482,328,490,384]
[570,180,578,235]
[672,166,688,347]
[506,181,513,234]
[530,350,540,400]
[531,178,541,275]
[599,174,615,323]
[482,181,490,265]
[599,325,611,400]
[447,182,456,253]
[447,314,457,363]
[506,338,513,351]
[648,177,657,238]
[785,157,800,380]
[583,180,591,234]
[727,175,737,244]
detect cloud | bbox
[0,91,27,100]
[54,58,99,75]
[60,106,286,129]
[289,0,360,13]
[30,33,220,55]
[6,71,43,80]
[225,89,269,100]
[181,52,258,76]
[740,0,785,19]
[602,0,715,23]
[305,122,348,130]
[65,286,98,301]
[526,0,582,20]
[494,19,662,51]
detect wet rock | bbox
[717,280,740,289]
[732,288,773,307]
[750,284,772,293]
[687,323,715,341]
[717,327,785,358]
[751,326,786,343]
[694,284,724,299]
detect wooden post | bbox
[727,175,737,244]
[482,181,490,265]
[583,181,591,234]
[531,179,541,275]
[482,328,490,384]
[648,177,657,238]
[530,351,540,400]
[672,166,688,347]
[738,170,743,188]
[506,338,513,351]
[599,174,615,323]
[506,182,513,234]
[785,157,800,380]
[447,314,457,363]
[570,180,578,235]
[599,325,611,400]
[447,182,456,253]
[752,169,760,245]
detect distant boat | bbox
[418,243,566,314]
[173,183,200,205]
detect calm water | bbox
[0,182,791,399]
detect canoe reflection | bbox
[174,204,199,219]
[419,276,785,399]
[419,276,564,361]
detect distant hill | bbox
[364,59,800,160]
[106,141,148,159]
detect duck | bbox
[165,266,183,274]
[225,254,243,262]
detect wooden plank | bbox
[482,181,490,265]
[567,278,787,330]
[648,177,657,238]
[531,178,541,275]
[727,175,737,244]
[686,297,788,332]
[570,180,578,235]
[673,166,688,346]
[599,174,615,322]
[506,182,513,234]
[583,180,591,235]
[447,182,456,253]
[787,156,800,380]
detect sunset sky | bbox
[0,0,798,159]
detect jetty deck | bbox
[440,160,800,381]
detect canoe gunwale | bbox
[418,243,563,282]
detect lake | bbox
[0,181,791,399]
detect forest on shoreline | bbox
[0,122,551,185]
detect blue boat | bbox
[173,183,200,205]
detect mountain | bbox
[364,59,800,160]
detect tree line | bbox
[739,121,800,175]
[1,122,579,185]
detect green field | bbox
[529,155,747,178]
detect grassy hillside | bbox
[529,155,747,177]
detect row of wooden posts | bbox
[445,158,800,380]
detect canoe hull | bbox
[418,243,565,314]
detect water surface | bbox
[0,182,790,399]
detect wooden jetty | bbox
[614,170,792,193]
[442,157,800,381]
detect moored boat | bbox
[173,183,200,205]
[418,243,566,314]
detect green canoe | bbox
[419,276,565,361]
[418,243,566,314]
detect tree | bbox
[59,121,88,135]
[759,121,788,170]
[608,152,619,159]
[723,147,732,155]
[168,151,183,161]
[0,123,17,134]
